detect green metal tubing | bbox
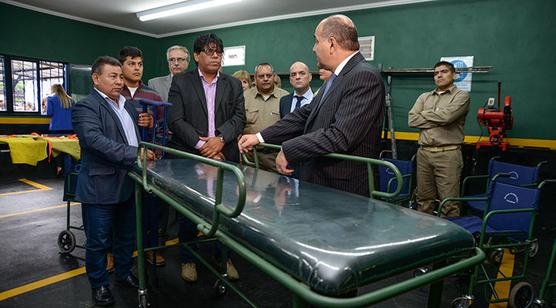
[130,172,485,307]
[461,174,489,196]
[137,142,246,219]
[183,244,258,308]
[437,196,489,217]
[134,181,147,291]
[258,143,403,199]
[538,238,556,302]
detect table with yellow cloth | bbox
[0,135,80,166]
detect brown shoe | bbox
[106,253,115,273]
[181,263,197,282]
[226,259,239,281]
[145,251,166,267]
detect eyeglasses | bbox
[168,58,187,63]
[202,48,223,57]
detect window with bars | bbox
[0,54,68,114]
[0,56,5,112]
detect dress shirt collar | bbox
[94,88,126,109]
[295,88,314,100]
[433,84,457,95]
[198,68,219,84]
[333,51,359,76]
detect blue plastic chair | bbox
[378,152,415,205]
[461,157,547,213]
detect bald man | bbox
[239,15,385,196]
[279,61,314,118]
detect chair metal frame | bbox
[439,177,555,307]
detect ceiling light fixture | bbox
[137,0,243,22]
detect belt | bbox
[421,145,460,153]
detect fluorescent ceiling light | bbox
[137,0,243,22]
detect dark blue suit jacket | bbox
[279,93,294,119]
[72,90,140,204]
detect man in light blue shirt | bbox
[279,61,314,118]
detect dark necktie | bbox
[294,95,304,110]
[321,73,337,99]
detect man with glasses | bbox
[167,33,245,283]
[243,63,288,172]
[148,45,190,102]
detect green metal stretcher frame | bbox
[129,142,485,308]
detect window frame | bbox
[0,53,69,115]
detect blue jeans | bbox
[82,199,135,288]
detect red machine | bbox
[476,82,513,151]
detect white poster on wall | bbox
[440,56,474,92]
[222,45,246,67]
[358,36,375,61]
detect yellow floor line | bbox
[0,189,46,197]
[0,238,178,301]
[18,178,51,190]
[0,267,86,301]
[0,178,52,197]
[0,202,80,219]
[489,248,515,308]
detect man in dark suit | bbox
[167,33,245,282]
[239,15,385,197]
[279,61,314,119]
[72,56,155,306]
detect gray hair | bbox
[166,45,190,62]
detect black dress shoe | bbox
[117,274,139,289]
[92,285,114,306]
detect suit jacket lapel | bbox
[214,74,227,114]
[305,53,365,129]
[191,73,208,117]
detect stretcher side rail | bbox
[246,142,404,200]
[137,142,246,237]
[131,142,484,308]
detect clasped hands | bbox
[199,136,225,160]
[238,134,294,176]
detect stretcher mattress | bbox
[137,159,475,295]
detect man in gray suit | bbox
[239,14,385,197]
[148,45,190,102]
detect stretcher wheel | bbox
[451,296,472,308]
[58,230,76,254]
[488,249,504,265]
[213,279,226,296]
[529,239,539,258]
[509,281,534,308]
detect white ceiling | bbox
[2,0,435,38]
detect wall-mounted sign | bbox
[358,36,375,61]
[440,56,474,92]
[222,45,246,67]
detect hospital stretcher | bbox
[129,142,485,308]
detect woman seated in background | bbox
[232,70,252,91]
[46,84,74,175]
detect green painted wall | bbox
[160,0,556,140]
[1,0,555,140]
[0,3,162,81]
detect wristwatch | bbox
[217,135,224,143]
